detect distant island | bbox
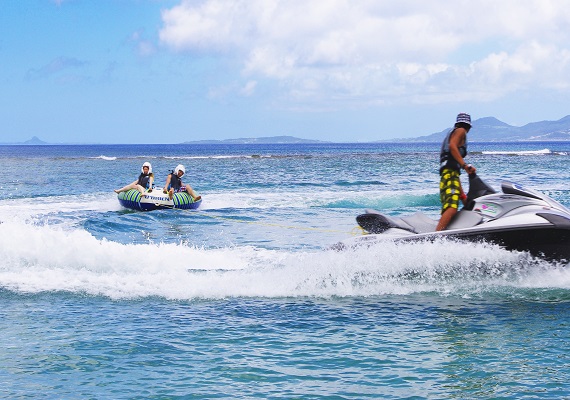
[187,116,570,143]
[4,115,570,144]
[0,136,49,145]
[393,115,570,142]
[183,135,330,144]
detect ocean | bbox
[1,142,570,398]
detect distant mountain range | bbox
[5,115,570,144]
[183,135,329,144]
[187,116,570,143]
[400,115,570,142]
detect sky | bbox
[2,0,570,144]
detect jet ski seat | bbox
[357,209,483,234]
[447,210,483,230]
[400,212,438,233]
[399,210,483,233]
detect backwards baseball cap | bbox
[456,112,471,126]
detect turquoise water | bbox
[1,142,570,398]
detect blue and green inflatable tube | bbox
[117,189,202,211]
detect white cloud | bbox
[25,57,87,81]
[240,80,257,96]
[159,0,570,108]
[129,30,157,57]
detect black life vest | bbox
[439,128,467,173]
[137,173,152,189]
[169,172,183,190]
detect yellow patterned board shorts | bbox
[440,168,461,213]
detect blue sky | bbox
[2,0,570,144]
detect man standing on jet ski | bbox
[436,112,476,231]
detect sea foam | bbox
[1,220,568,300]
[482,148,552,155]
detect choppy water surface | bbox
[1,142,570,398]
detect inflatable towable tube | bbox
[117,189,202,211]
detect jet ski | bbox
[340,174,570,261]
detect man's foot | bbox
[193,195,202,202]
[114,189,120,194]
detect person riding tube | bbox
[114,162,154,197]
[163,164,201,201]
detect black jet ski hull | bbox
[446,226,570,261]
[342,224,570,261]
